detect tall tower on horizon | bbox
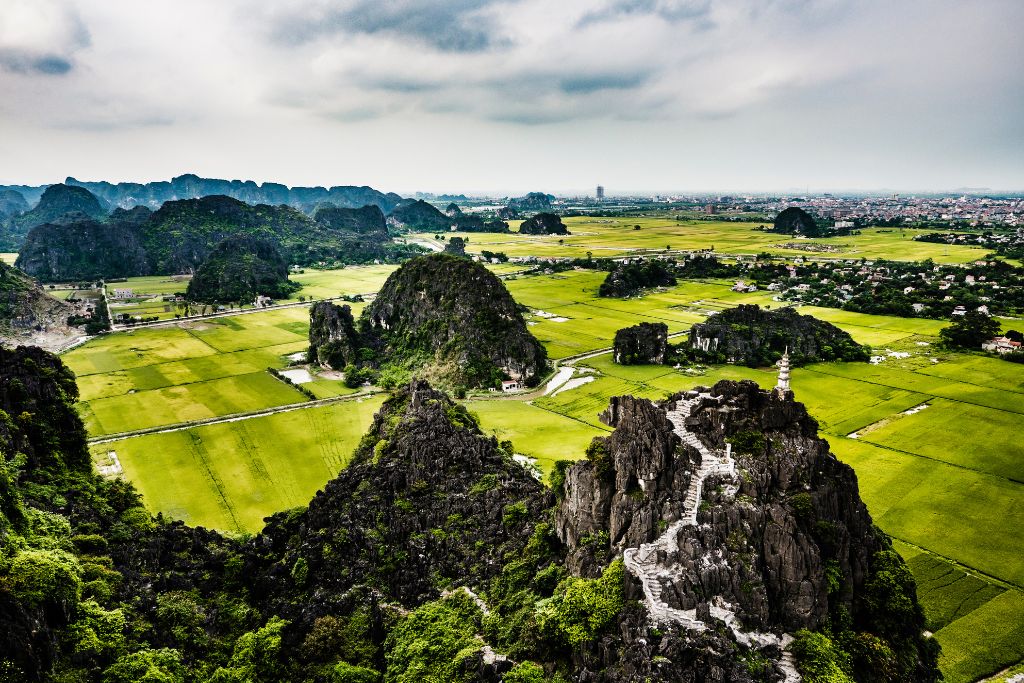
[596,184,605,201]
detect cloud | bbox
[0,0,89,75]
[267,0,506,52]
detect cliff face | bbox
[613,322,669,364]
[688,304,870,366]
[0,261,79,350]
[15,219,150,282]
[308,301,361,369]
[518,212,569,235]
[555,380,939,682]
[362,253,548,388]
[185,234,298,303]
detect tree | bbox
[939,310,1000,349]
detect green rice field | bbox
[414,217,989,264]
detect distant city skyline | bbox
[1,0,1021,193]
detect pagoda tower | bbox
[775,347,791,395]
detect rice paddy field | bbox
[63,224,1022,680]
[414,216,989,264]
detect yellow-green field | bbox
[1,252,17,264]
[415,217,989,263]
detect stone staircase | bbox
[622,392,801,682]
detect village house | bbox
[982,337,1022,354]
[501,379,521,392]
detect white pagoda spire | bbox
[775,347,791,394]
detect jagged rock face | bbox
[387,199,450,231]
[16,219,150,282]
[0,261,78,349]
[248,380,551,615]
[614,322,668,365]
[688,304,869,366]
[599,261,676,298]
[773,207,820,237]
[308,301,360,369]
[3,184,107,250]
[497,206,519,220]
[555,396,693,577]
[555,380,937,681]
[518,212,569,235]
[313,204,387,234]
[363,254,548,388]
[185,234,296,303]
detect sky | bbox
[0,0,1021,196]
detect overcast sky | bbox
[0,0,1021,195]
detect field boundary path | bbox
[87,389,384,445]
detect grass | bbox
[92,396,385,533]
[78,371,308,436]
[465,400,608,478]
[932,590,1024,683]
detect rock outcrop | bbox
[15,219,150,282]
[554,380,940,682]
[308,301,361,369]
[518,212,569,235]
[688,304,870,366]
[599,260,676,297]
[613,322,669,364]
[0,260,84,350]
[362,253,548,388]
[185,234,298,303]
[772,207,821,237]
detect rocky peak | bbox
[555,380,937,680]
[249,379,551,613]
[308,300,360,369]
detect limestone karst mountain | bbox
[687,304,870,366]
[772,206,821,237]
[613,322,669,365]
[518,212,569,235]
[15,219,150,282]
[1,184,107,250]
[361,253,548,388]
[554,380,939,681]
[185,234,299,304]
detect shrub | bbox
[536,559,625,646]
